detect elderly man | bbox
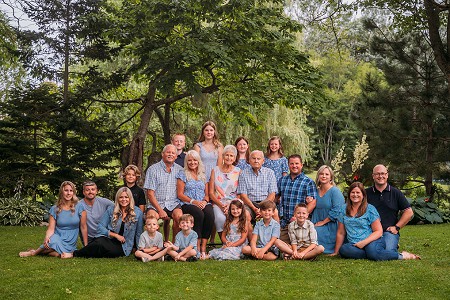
[79,181,114,244]
[144,144,183,241]
[366,164,413,251]
[237,150,278,222]
[276,154,318,244]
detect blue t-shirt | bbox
[253,218,280,248]
[337,204,380,244]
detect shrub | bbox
[409,197,449,224]
[0,197,46,226]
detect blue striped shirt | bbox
[278,172,318,228]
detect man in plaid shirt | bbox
[277,154,318,244]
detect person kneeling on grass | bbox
[242,200,292,260]
[288,203,324,260]
[164,214,198,262]
[135,216,168,262]
[19,181,88,258]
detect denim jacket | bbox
[96,206,143,256]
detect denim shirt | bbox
[96,206,143,256]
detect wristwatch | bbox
[395,225,401,232]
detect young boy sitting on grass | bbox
[242,200,292,260]
[288,203,324,260]
[164,214,198,262]
[134,216,167,262]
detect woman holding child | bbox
[19,181,87,258]
[73,187,143,258]
[177,150,215,259]
[332,182,420,260]
[310,165,345,254]
[209,145,241,237]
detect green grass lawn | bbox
[1,224,449,300]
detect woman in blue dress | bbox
[73,187,143,258]
[193,120,223,181]
[19,181,87,258]
[332,182,420,260]
[177,150,215,259]
[310,165,345,254]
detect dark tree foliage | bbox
[0,82,125,199]
[357,29,450,197]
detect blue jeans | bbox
[382,231,400,251]
[339,238,400,261]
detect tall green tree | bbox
[80,0,322,172]
[358,29,450,196]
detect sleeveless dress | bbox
[40,203,85,254]
[196,142,218,181]
[208,223,247,260]
[310,186,345,254]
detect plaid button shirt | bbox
[144,160,183,211]
[278,172,318,228]
[288,219,318,247]
[237,167,278,202]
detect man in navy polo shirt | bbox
[366,164,413,251]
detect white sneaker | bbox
[141,257,149,263]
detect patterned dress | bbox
[208,223,247,260]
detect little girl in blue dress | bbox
[208,199,248,260]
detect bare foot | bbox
[61,252,73,259]
[401,251,421,260]
[19,249,36,257]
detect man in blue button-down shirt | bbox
[237,150,278,222]
[277,154,318,244]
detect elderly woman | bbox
[209,145,241,238]
[177,150,215,259]
[332,182,420,260]
[19,181,87,258]
[310,165,345,254]
[73,187,143,258]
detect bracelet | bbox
[189,199,194,204]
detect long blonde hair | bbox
[56,181,78,215]
[184,150,207,182]
[112,187,137,228]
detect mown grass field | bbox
[1,224,449,300]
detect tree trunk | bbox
[128,86,156,172]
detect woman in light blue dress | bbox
[193,121,223,181]
[310,165,345,254]
[19,181,87,258]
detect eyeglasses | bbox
[373,172,388,177]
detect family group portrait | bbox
[1,0,449,299]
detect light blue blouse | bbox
[337,204,380,244]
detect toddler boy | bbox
[164,214,198,261]
[135,216,167,262]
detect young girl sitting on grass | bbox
[208,199,248,260]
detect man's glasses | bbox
[373,172,388,177]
